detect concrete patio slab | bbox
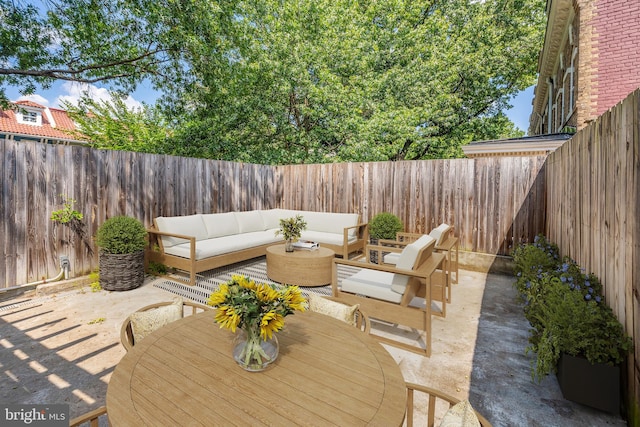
[0,269,628,426]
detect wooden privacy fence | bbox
[1,142,546,289]
[277,157,547,255]
[546,88,640,413]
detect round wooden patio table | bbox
[266,244,335,287]
[106,310,407,426]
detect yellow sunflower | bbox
[283,286,307,311]
[207,283,229,307]
[234,275,257,291]
[256,283,279,303]
[259,310,285,340]
[215,305,241,332]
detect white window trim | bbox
[555,89,565,131]
[16,109,42,126]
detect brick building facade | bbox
[529,0,640,135]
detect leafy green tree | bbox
[169,0,545,163]
[0,0,227,106]
[2,0,544,162]
[63,95,169,153]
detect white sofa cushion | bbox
[260,209,298,230]
[300,230,357,247]
[202,212,239,238]
[234,210,266,233]
[383,234,434,266]
[341,269,403,303]
[165,231,280,260]
[155,215,208,248]
[429,223,451,246]
[390,235,435,294]
[303,211,360,237]
[383,252,400,264]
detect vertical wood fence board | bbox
[14,143,27,284]
[3,140,17,286]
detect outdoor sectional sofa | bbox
[146,209,368,286]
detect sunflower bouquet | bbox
[207,275,306,370]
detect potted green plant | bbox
[512,235,632,414]
[95,215,147,291]
[275,215,307,252]
[368,212,403,262]
[368,212,403,241]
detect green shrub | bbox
[368,212,403,240]
[513,235,632,381]
[95,216,147,254]
[148,261,168,275]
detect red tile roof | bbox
[0,101,85,142]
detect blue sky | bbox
[5,81,535,135]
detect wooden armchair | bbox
[368,223,458,304]
[69,406,108,427]
[120,299,211,351]
[331,238,445,356]
[405,382,492,427]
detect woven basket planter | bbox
[99,250,145,291]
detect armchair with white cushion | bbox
[367,223,458,304]
[331,235,445,356]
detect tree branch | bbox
[0,48,175,83]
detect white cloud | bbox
[17,94,50,106]
[54,82,143,111]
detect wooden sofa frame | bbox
[145,215,369,286]
[331,243,445,356]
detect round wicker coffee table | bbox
[266,244,335,287]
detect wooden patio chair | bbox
[405,382,492,427]
[120,299,211,351]
[69,406,108,427]
[331,237,445,356]
[368,223,458,303]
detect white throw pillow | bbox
[439,400,481,427]
[129,299,183,345]
[308,294,359,327]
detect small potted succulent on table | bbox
[276,215,307,252]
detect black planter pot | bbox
[99,250,145,291]
[556,353,621,414]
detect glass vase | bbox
[285,239,294,252]
[233,327,279,372]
